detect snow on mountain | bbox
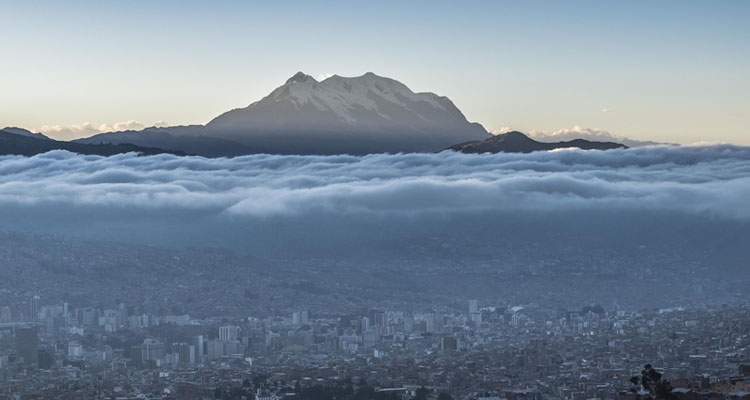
[206,72,489,153]
[79,72,489,155]
[257,71,448,124]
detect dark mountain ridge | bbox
[0,128,187,157]
[447,131,627,153]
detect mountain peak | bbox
[81,72,490,156]
[286,71,316,85]
[210,72,487,138]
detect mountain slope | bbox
[1,127,52,140]
[76,126,253,157]
[0,128,186,157]
[447,131,627,153]
[79,72,490,155]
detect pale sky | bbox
[1,0,748,144]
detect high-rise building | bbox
[425,313,436,333]
[172,342,195,365]
[37,348,55,369]
[403,316,414,333]
[469,299,478,314]
[131,339,165,368]
[292,311,310,325]
[219,325,239,342]
[206,339,224,360]
[363,329,376,348]
[469,299,482,326]
[368,308,386,328]
[16,326,39,366]
[128,313,150,330]
[192,335,205,364]
[31,296,41,321]
[77,308,97,326]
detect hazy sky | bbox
[1,0,748,144]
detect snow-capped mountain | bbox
[78,72,489,156]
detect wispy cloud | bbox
[489,127,514,135]
[38,120,169,141]
[528,125,662,147]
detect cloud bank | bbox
[0,145,748,221]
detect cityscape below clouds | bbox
[0,1,749,399]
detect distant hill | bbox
[1,127,52,140]
[75,127,252,157]
[77,72,490,155]
[446,131,627,153]
[0,128,186,157]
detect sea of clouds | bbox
[0,145,748,220]
[0,144,748,257]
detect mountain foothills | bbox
[447,131,627,153]
[4,72,630,156]
[0,128,186,157]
